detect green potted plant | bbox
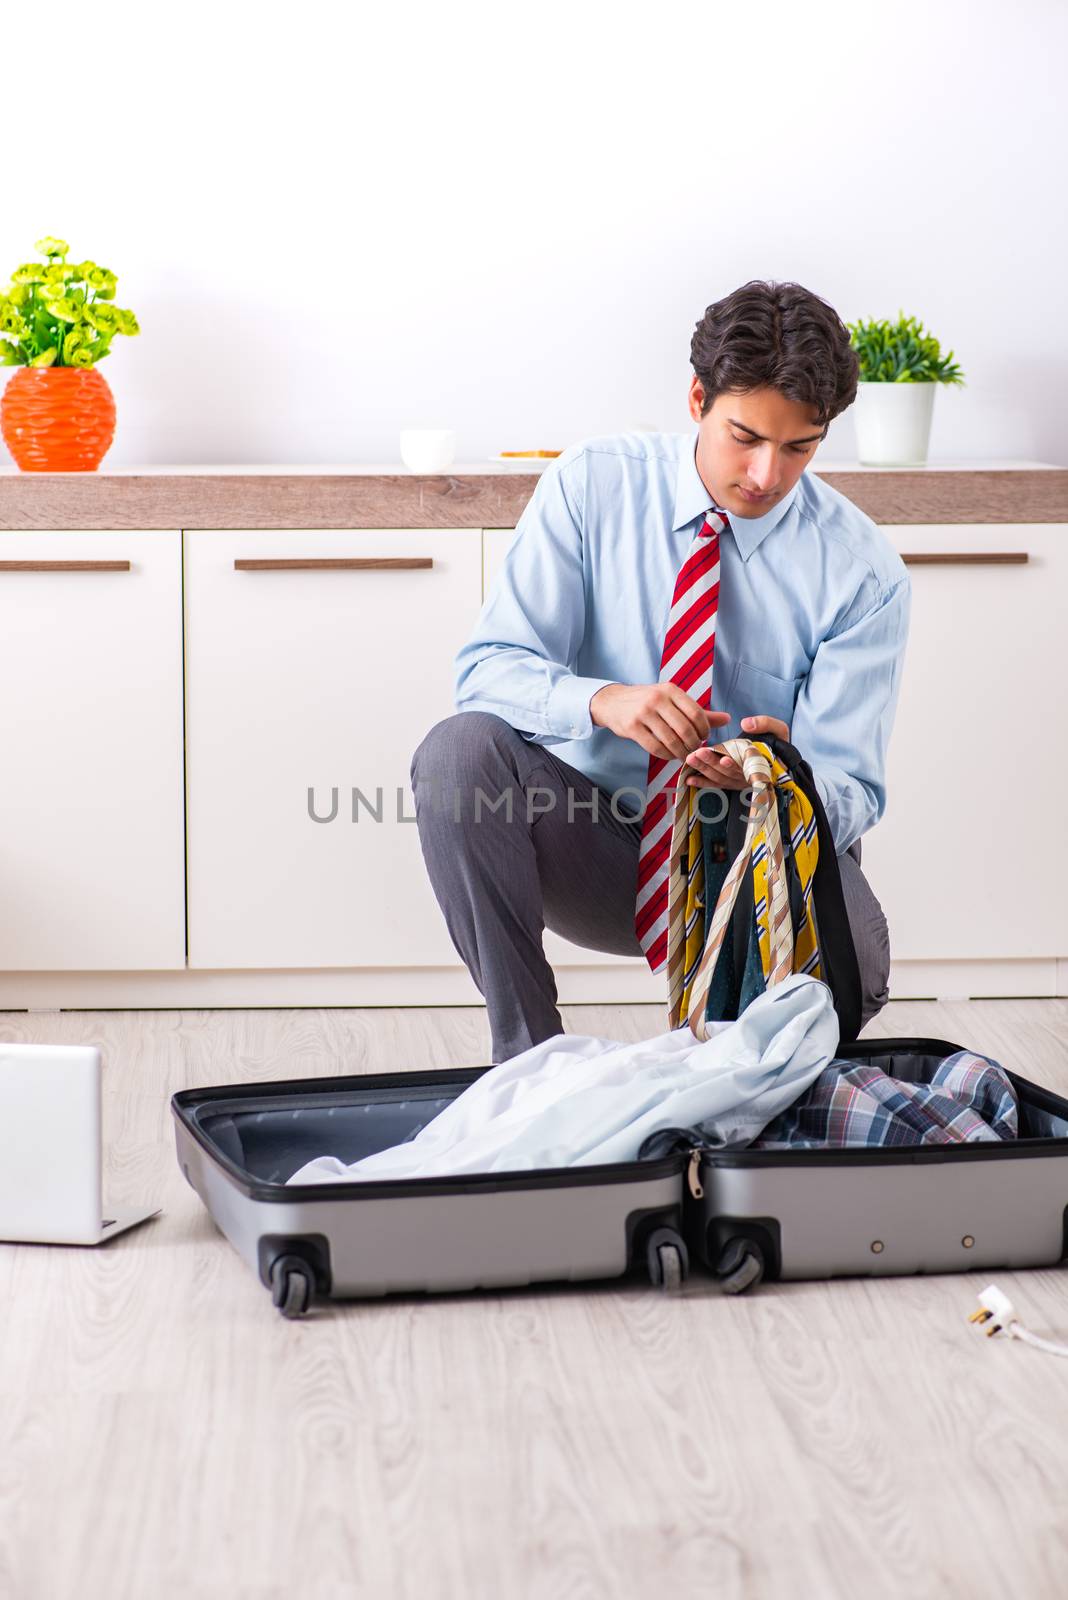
[0,236,140,471]
[845,312,964,466]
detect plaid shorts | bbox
[751,1052,1018,1149]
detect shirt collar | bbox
[672,432,801,560]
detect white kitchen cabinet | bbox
[483,528,660,990]
[862,524,1068,962]
[0,529,185,970]
[0,482,1060,1009]
[184,529,482,968]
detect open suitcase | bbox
[172,736,1068,1318]
[171,1035,1068,1317]
[686,1035,1068,1294]
[172,1065,694,1318]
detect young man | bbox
[411,280,911,1063]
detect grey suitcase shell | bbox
[172,1036,1068,1316]
[172,1065,692,1317]
[689,1036,1068,1294]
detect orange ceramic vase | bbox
[1,365,117,471]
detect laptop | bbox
[0,1041,160,1246]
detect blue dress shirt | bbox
[454,431,911,852]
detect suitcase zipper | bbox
[687,1148,705,1199]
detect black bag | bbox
[693,732,864,1041]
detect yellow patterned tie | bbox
[671,762,708,1027]
[666,738,822,1039]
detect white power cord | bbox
[968,1283,1068,1358]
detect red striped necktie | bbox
[634,507,728,972]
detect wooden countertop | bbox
[1,462,1066,528]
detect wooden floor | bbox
[3,995,1068,1599]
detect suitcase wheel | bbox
[715,1237,765,1296]
[269,1254,315,1319]
[658,1244,684,1294]
[644,1228,688,1293]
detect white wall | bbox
[2,0,1065,468]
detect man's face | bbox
[688,379,827,517]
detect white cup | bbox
[400,429,455,473]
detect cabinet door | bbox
[0,530,185,970]
[862,525,1068,960]
[483,528,659,987]
[185,529,482,968]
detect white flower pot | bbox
[853,380,937,466]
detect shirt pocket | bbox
[715,659,804,744]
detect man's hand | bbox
[682,714,791,790]
[590,682,730,762]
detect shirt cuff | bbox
[525,674,619,741]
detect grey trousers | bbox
[411,711,891,1064]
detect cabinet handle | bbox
[0,559,131,572]
[901,552,1029,566]
[234,557,435,571]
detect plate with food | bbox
[488,450,563,471]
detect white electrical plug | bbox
[968,1283,1019,1338]
[968,1283,1068,1359]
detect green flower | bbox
[39,293,81,324]
[2,241,138,366]
[84,302,119,333]
[87,266,117,299]
[0,302,27,337]
[62,325,91,361]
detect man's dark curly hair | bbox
[689,280,858,433]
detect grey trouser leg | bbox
[839,838,892,1033]
[411,711,892,1061]
[410,712,644,1062]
